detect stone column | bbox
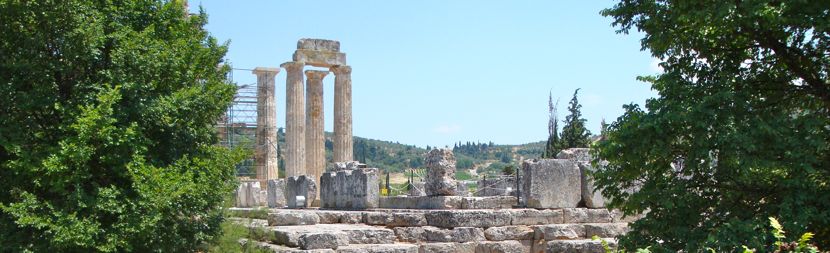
[281,61,305,178]
[331,65,353,162]
[253,67,280,181]
[304,70,329,200]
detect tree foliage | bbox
[595,0,830,251]
[561,89,591,149]
[543,91,562,158]
[0,1,242,251]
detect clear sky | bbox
[188,1,658,148]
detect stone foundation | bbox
[320,168,380,209]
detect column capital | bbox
[304,70,330,80]
[330,65,351,75]
[252,67,280,75]
[280,61,305,71]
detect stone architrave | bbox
[252,67,280,181]
[319,168,379,209]
[305,70,329,203]
[331,65,353,163]
[521,159,581,208]
[267,179,286,208]
[424,149,457,196]
[281,61,305,178]
[286,176,318,208]
[556,148,606,208]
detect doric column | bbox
[304,70,329,194]
[281,61,305,178]
[253,67,280,181]
[331,65,353,162]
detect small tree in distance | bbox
[543,91,561,158]
[560,89,591,148]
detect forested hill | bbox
[273,129,545,176]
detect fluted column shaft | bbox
[331,65,353,162]
[253,67,280,181]
[304,70,328,194]
[281,62,305,178]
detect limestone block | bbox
[521,159,581,208]
[579,163,606,208]
[585,223,629,238]
[297,38,340,52]
[320,168,379,209]
[532,224,586,240]
[341,227,396,244]
[394,227,425,242]
[424,149,457,196]
[267,179,286,208]
[425,210,512,228]
[423,226,485,243]
[287,176,318,208]
[461,196,516,209]
[456,181,469,196]
[419,242,476,253]
[509,209,564,225]
[388,213,427,227]
[555,148,591,162]
[293,50,346,68]
[563,208,612,223]
[336,244,419,253]
[340,212,363,224]
[379,196,463,209]
[363,212,393,225]
[329,161,365,171]
[298,232,341,250]
[546,239,614,253]
[315,210,343,224]
[235,183,248,207]
[484,226,534,241]
[267,211,320,226]
[273,228,348,248]
[475,241,525,253]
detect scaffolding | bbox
[217,67,260,178]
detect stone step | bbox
[336,243,419,253]
[271,224,397,249]
[532,223,628,241]
[546,238,617,253]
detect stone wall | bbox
[320,168,380,209]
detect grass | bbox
[203,220,270,253]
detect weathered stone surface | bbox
[509,209,564,225]
[388,213,427,227]
[555,148,591,162]
[379,196,463,209]
[297,38,341,52]
[585,223,629,238]
[394,227,425,242]
[315,210,344,224]
[475,176,516,197]
[293,50,347,68]
[272,224,391,248]
[533,224,586,240]
[340,212,363,224]
[273,228,348,248]
[240,239,336,253]
[419,242,476,253]
[236,181,267,207]
[521,159,581,208]
[268,210,320,226]
[457,181,469,196]
[282,61,305,179]
[287,176,318,208]
[331,64,353,164]
[546,239,614,253]
[423,226,485,242]
[320,168,379,209]
[475,241,525,253]
[341,227,396,244]
[336,243,419,253]
[236,182,248,207]
[563,208,612,223]
[425,210,512,228]
[579,163,606,208]
[363,212,393,225]
[424,149,457,196]
[484,226,534,241]
[461,196,516,209]
[267,179,286,208]
[298,232,341,250]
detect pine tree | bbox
[560,89,591,148]
[543,91,561,158]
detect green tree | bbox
[0,1,242,251]
[596,0,830,251]
[560,89,591,148]
[543,91,562,158]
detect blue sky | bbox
[188,1,658,148]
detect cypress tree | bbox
[560,89,591,148]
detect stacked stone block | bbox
[320,168,380,209]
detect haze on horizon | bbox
[189,0,658,148]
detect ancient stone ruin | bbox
[227,38,636,252]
